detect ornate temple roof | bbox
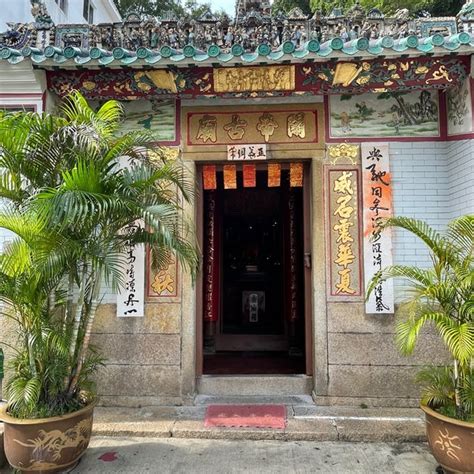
[0,0,473,68]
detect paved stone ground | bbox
[65,438,438,474]
[0,403,438,472]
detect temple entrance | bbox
[201,165,311,375]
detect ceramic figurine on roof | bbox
[30,0,54,29]
[0,0,473,61]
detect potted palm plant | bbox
[367,215,473,473]
[0,92,198,472]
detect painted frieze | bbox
[328,89,440,139]
[187,110,317,146]
[46,56,469,100]
[361,143,394,314]
[301,56,469,96]
[325,144,363,300]
[447,77,474,136]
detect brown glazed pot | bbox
[0,401,95,473]
[421,404,474,474]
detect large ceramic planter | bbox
[0,401,95,473]
[421,404,474,474]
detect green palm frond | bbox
[0,91,199,418]
[416,366,455,409]
[368,213,473,419]
[60,90,124,139]
[447,214,474,246]
[366,265,435,300]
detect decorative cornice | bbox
[0,1,473,68]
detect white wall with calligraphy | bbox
[116,236,145,317]
[362,143,394,314]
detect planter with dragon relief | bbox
[421,404,474,474]
[0,401,96,473]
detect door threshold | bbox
[197,374,313,396]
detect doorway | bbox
[201,165,311,375]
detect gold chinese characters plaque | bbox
[326,167,363,299]
[214,66,295,93]
[188,109,317,146]
[147,251,179,301]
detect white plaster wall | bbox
[390,141,450,298]
[0,0,121,30]
[447,139,474,218]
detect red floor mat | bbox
[204,404,287,429]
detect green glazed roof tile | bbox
[268,50,284,60]
[231,43,244,56]
[0,33,473,66]
[121,56,138,64]
[98,56,115,65]
[306,39,320,53]
[241,52,258,62]
[257,43,271,56]
[292,48,309,59]
[417,42,434,53]
[145,55,162,64]
[341,45,358,55]
[75,56,93,65]
[217,52,233,62]
[9,55,25,64]
[443,39,461,50]
[194,53,209,62]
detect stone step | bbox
[194,394,314,406]
[196,375,313,396]
[90,406,426,443]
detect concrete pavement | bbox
[70,438,438,473]
[1,401,437,472]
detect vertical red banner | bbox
[243,163,256,187]
[203,165,217,190]
[268,163,281,187]
[290,162,303,187]
[223,164,237,189]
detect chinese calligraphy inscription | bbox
[361,143,394,314]
[196,114,217,143]
[148,252,179,299]
[187,109,317,146]
[327,167,362,299]
[227,144,267,161]
[117,222,145,317]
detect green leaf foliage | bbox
[0,92,199,418]
[367,215,473,421]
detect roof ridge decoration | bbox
[0,1,473,65]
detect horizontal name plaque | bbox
[227,144,267,160]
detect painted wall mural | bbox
[329,90,440,139]
[447,77,474,136]
[117,99,177,142]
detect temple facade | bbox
[0,0,473,407]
